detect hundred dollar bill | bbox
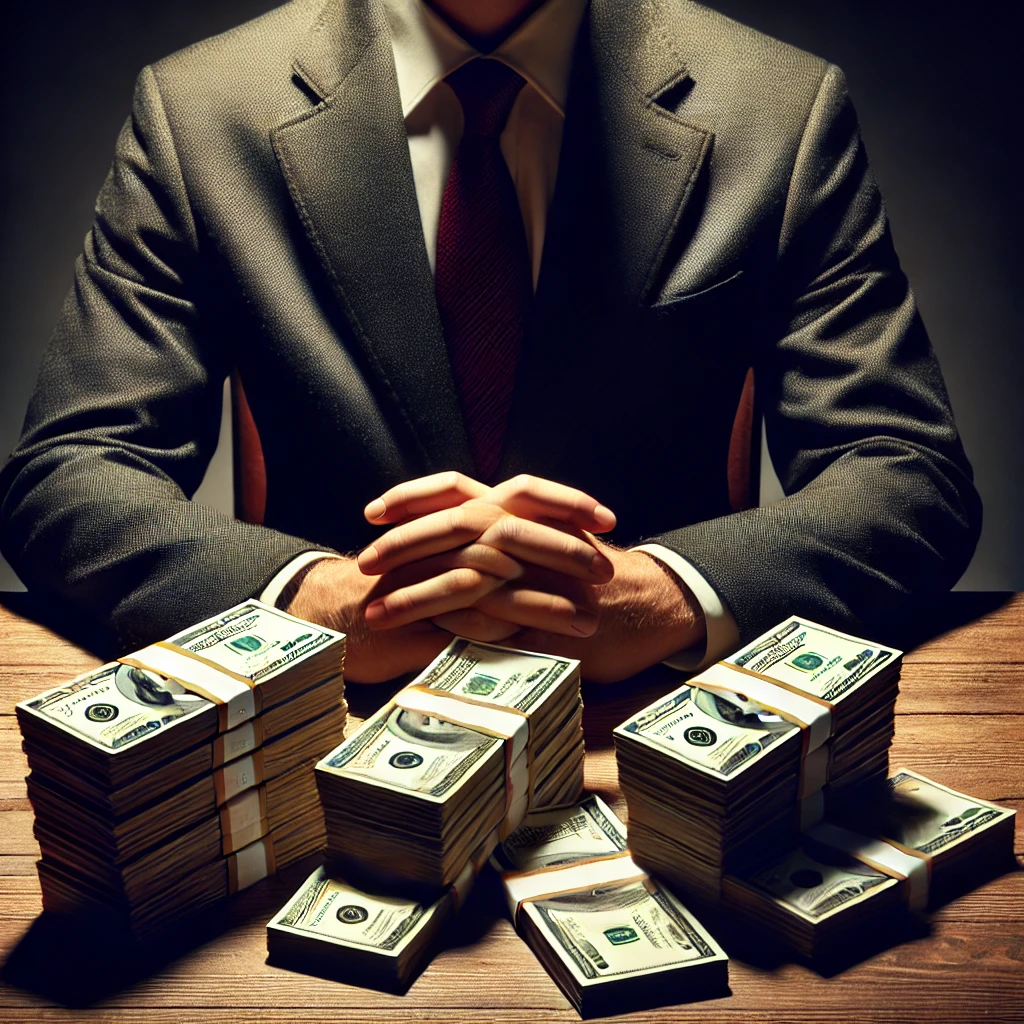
[167,601,342,684]
[521,877,727,986]
[871,769,1016,856]
[494,794,627,872]
[18,663,210,752]
[728,617,901,704]
[615,684,798,779]
[737,836,898,922]
[319,705,500,801]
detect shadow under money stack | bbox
[720,769,1015,958]
[316,638,585,895]
[615,617,902,905]
[17,601,347,940]
[491,795,729,1018]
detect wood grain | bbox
[0,594,1021,1024]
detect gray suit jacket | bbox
[0,0,981,652]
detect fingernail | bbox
[365,498,386,521]
[572,608,598,636]
[594,504,616,529]
[364,600,387,624]
[358,546,380,572]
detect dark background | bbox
[2,0,1020,590]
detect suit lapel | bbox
[501,0,714,478]
[271,0,473,475]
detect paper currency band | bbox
[228,833,277,894]
[220,785,270,855]
[120,641,258,732]
[808,821,930,910]
[214,749,266,806]
[393,686,534,841]
[213,717,265,768]
[451,838,494,912]
[503,852,647,926]
[692,661,834,797]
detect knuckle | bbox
[449,567,483,591]
[511,473,534,495]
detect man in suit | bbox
[0,0,982,682]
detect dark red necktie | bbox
[435,58,532,483]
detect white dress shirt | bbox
[261,0,739,670]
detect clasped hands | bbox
[287,472,705,683]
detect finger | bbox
[358,504,503,574]
[490,474,616,533]
[475,586,599,637]
[365,567,508,630]
[431,609,522,643]
[478,516,614,582]
[364,471,491,525]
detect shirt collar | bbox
[382,0,588,119]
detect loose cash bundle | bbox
[492,796,729,1018]
[316,638,584,892]
[266,841,491,992]
[721,768,1016,957]
[17,601,347,940]
[616,616,901,902]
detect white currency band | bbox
[217,721,258,765]
[452,859,476,911]
[124,644,255,728]
[395,688,530,833]
[232,838,270,891]
[502,854,642,921]
[695,662,833,753]
[800,746,829,799]
[223,788,263,834]
[799,788,825,829]
[217,753,259,804]
[808,821,928,910]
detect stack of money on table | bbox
[17,601,346,940]
[492,795,729,1017]
[615,617,901,904]
[720,769,1016,958]
[266,839,491,992]
[316,638,584,893]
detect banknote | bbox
[269,864,441,956]
[875,770,1015,855]
[318,704,500,800]
[522,877,726,984]
[494,795,627,872]
[616,684,798,779]
[168,601,340,683]
[20,663,210,751]
[742,837,898,922]
[728,618,900,704]
[418,638,574,713]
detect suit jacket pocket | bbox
[651,269,745,313]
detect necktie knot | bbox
[445,58,527,139]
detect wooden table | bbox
[1,594,1021,1023]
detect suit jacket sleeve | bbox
[0,67,328,650]
[648,64,982,643]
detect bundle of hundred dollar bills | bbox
[266,839,492,991]
[491,795,729,1017]
[721,768,1015,957]
[315,638,584,892]
[615,617,902,903]
[17,601,347,939]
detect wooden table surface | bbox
[0,594,1021,1023]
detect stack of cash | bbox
[266,840,491,992]
[316,638,584,893]
[833,768,1017,904]
[492,795,729,1017]
[721,769,1016,957]
[615,617,901,904]
[17,601,346,940]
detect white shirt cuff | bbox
[259,551,341,608]
[631,543,739,672]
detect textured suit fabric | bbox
[0,0,981,652]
